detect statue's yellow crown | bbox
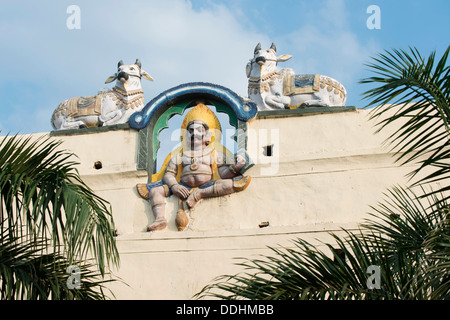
[181,103,222,132]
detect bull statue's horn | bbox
[270,43,276,52]
[254,43,261,54]
[118,60,124,68]
[135,59,142,69]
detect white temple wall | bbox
[19,106,422,299]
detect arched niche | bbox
[129,82,258,182]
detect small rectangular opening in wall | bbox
[94,161,103,170]
[263,144,273,157]
[259,221,270,228]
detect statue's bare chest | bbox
[180,154,212,167]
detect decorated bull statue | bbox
[246,43,347,110]
[51,59,153,130]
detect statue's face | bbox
[186,121,207,150]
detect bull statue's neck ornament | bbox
[247,43,347,110]
[137,103,251,232]
[51,59,153,130]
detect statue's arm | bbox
[162,157,189,199]
[218,152,246,179]
[162,158,178,188]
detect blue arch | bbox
[129,82,258,129]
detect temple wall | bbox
[26,106,419,299]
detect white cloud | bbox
[280,26,371,83]
[115,1,269,94]
[0,0,269,133]
[0,0,379,133]
[271,0,380,102]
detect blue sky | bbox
[0,0,449,134]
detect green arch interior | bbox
[152,98,239,164]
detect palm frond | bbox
[360,45,450,200]
[0,227,115,300]
[0,134,119,276]
[198,46,450,300]
[196,187,450,300]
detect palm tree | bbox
[195,46,450,300]
[0,134,120,299]
[361,46,450,202]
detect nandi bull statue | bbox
[246,43,347,110]
[51,59,153,130]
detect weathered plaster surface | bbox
[17,106,422,299]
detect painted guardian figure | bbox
[137,104,251,232]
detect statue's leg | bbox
[101,110,123,125]
[303,99,328,107]
[59,118,87,130]
[303,93,329,107]
[265,95,288,109]
[147,186,169,232]
[186,180,234,209]
[99,98,122,125]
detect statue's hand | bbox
[234,154,246,171]
[171,184,190,199]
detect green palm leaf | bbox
[0,226,115,300]
[196,46,450,300]
[360,46,450,200]
[0,134,119,280]
[196,187,449,300]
